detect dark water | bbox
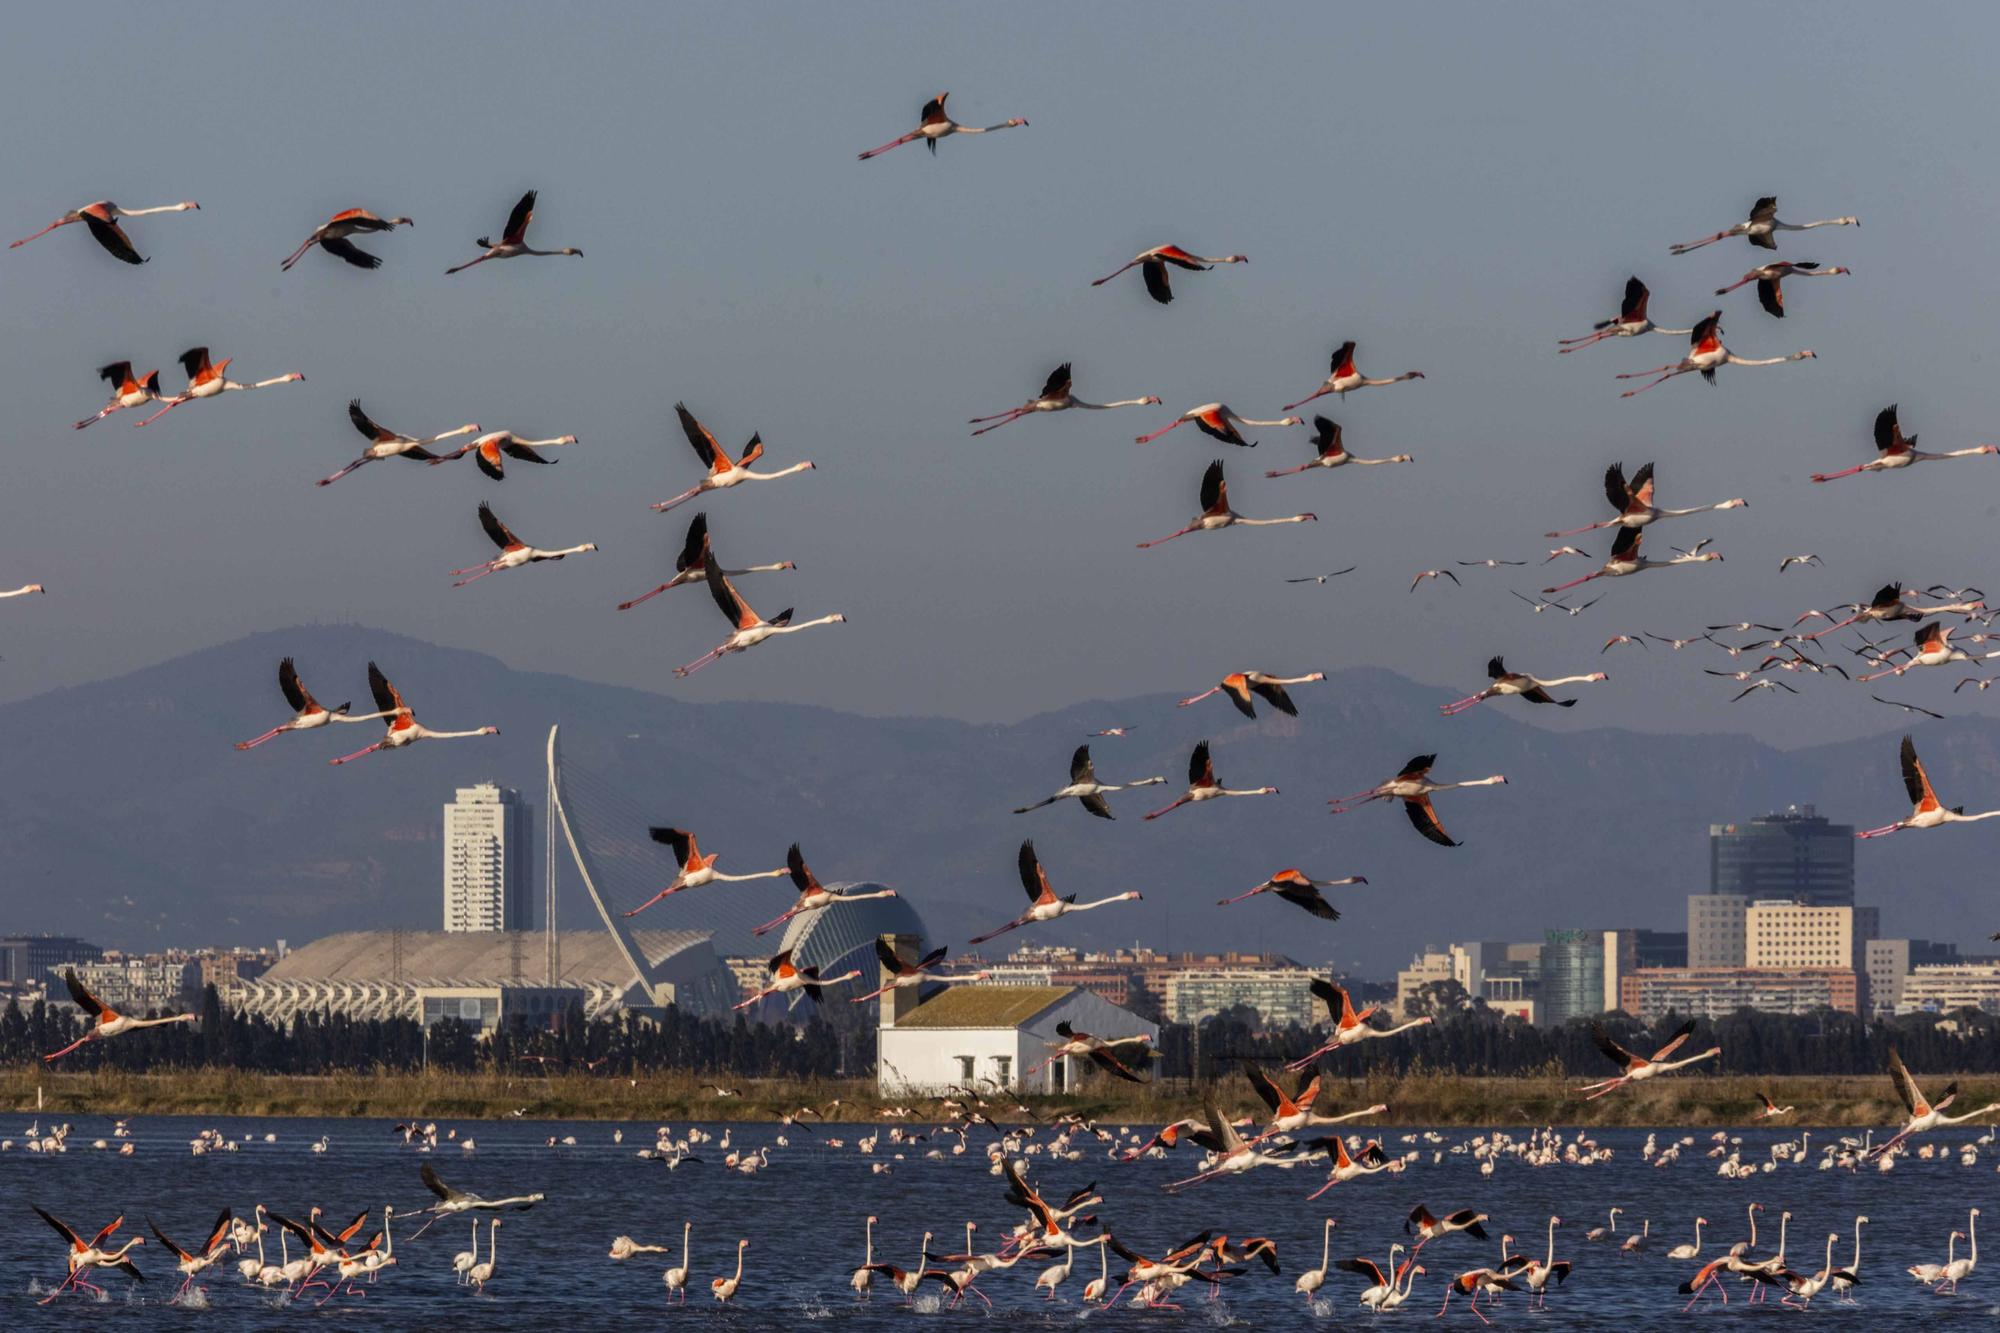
[3,1115,1994,1329]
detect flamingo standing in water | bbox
[1557,276,1692,351]
[1575,1020,1721,1099]
[1439,656,1607,715]
[1264,416,1412,476]
[750,842,900,936]
[1090,245,1247,304]
[1137,461,1316,548]
[1217,869,1366,921]
[327,663,498,765]
[1546,461,1746,538]
[674,560,845,677]
[652,403,815,513]
[1285,979,1433,1070]
[317,401,481,485]
[449,503,597,587]
[1143,740,1278,820]
[1857,736,2000,838]
[428,429,579,480]
[1615,312,1813,396]
[1812,404,1997,482]
[1281,341,1426,411]
[622,827,788,917]
[1134,403,1301,448]
[75,361,164,429]
[1715,260,1850,317]
[617,512,795,610]
[857,92,1027,159]
[236,657,391,749]
[280,209,413,271]
[43,970,196,1062]
[1179,670,1326,718]
[1669,196,1858,253]
[135,347,304,426]
[1326,754,1507,847]
[445,190,581,274]
[10,198,199,263]
[967,841,1142,944]
[968,363,1159,434]
[1011,744,1166,820]
[1543,527,1722,595]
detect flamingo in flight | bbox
[1012,744,1166,820]
[1158,1103,1307,1191]
[1868,1047,2000,1157]
[734,947,862,1010]
[1857,621,2000,682]
[1137,461,1316,548]
[653,403,814,513]
[0,583,46,598]
[1811,403,1997,482]
[1439,656,1606,715]
[1143,740,1278,820]
[1179,670,1325,718]
[1264,416,1412,476]
[1715,260,1850,317]
[674,559,845,677]
[10,198,199,263]
[317,401,481,485]
[1304,1135,1397,1199]
[327,663,498,765]
[750,843,899,937]
[966,840,1142,945]
[1616,312,1814,396]
[429,429,579,480]
[1543,527,1722,595]
[1669,196,1858,254]
[1090,245,1248,304]
[75,361,164,429]
[1134,402,1301,448]
[1216,869,1365,920]
[1025,1020,1152,1083]
[445,190,581,274]
[450,503,596,587]
[1856,735,2000,837]
[1797,582,1947,639]
[857,92,1027,159]
[1546,461,1746,537]
[1285,980,1433,1070]
[967,363,1159,435]
[623,827,787,918]
[1557,276,1691,351]
[1575,1019,1720,1099]
[44,969,196,1062]
[850,938,956,1003]
[1281,342,1426,412]
[32,1208,145,1302]
[1327,754,1506,847]
[149,1209,234,1302]
[134,347,304,426]
[617,512,794,610]
[280,208,413,271]
[236,657,391,749]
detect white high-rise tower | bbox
[443,783,533,932]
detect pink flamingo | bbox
[1557,276,1691,351]
[327,663,498,765]
[1281,341,1425,411]
[1546,461,1745,538]
[967,840,1141,945]
[967,363,1159,434]
[857,93,1027,159]
[652,403,814,513]
[1714,260,1850,317]
[11,198,199,263]
[750,843,899,937]
[317,401,481,485]
[1264,417,1412,476]
[74,361,164,429]
[1439,656,1606,715]
[236,657,392,749]
[623,826,788,917]
[673,560,844,677]
[445,190,581,274]
[1812,404,1996,483]
[1143,740,1278,820]
[1615,312,1813,397]
[1091,245,1247,304]
[135,347,304,426]
[280,208,414,271]
[1137,461,1315,548]
[1669,196,1858,253]
[1134,402,1300,448]
[617,512,794,610]
[1542,527,1721,595]
[449,503,597,587]
[43,970,195,1062]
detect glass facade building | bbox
[1540,929,1605,1026]
[1708,805,1853,907]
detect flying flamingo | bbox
[749,842,900,936]
[1439,656,1606,715]
[1543,527,1722,595]
[967,363,1159,434]
[44,969,196,1062]
[1406,1204,1491,1250]
[1281,342,1426,412]
[1238,1064,1323,1139]
[449,503,597,587]
[861,1231,960,1303]
[1024,1019,1153,1082]
[134,347,304,426]
[1557,276,1691,351]
[1011,744,1166,820]
[1545,461,1746,537]
[1326,753,1507,847]
[850,938,954,1003]
[74,361,164,429]
[1670,196,1858,253]
[1284,979,1433,1070]
[1798,582,1938,639]
[1137,461,1316,548]
[149,1209,233,1302]
[734,949,861,1010]
[1575,1019,1721,1099]
[280,208,414,271]
[652,403,815,513]
[10,198,199,263]
[1715,260,1850,317]
[1090,245,1247,304]
[316,401,481,485]
[674,559,845,677]
[857,92,1027,159]
[1857,621,2000,682]
[236,657,392,749]
[1615,312,1814,396]
[1811,403,1997,482]
[33,1208,144,1302]
[445,190,581,274]
[1754,1091,1796,1120]
[1134,402,1301,448]
[428,428,579,480]
[1143,740,1277,820]
[1217,869,1365,920]
[1159,1103,1307,1191]
[622,827,788,917]
[1304,1135,1397,1198]
[327,662,498,765]
[1179,670,1326,718]
[617,512,795,610]
[967,840,1142,945]
[1264,416,1412,476]
[1856,735,2000,838]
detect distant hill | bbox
[3,624,1996,969]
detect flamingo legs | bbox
[857,131,923,160]
[328,741,387,766]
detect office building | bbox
[1603,929,1689,1013]
[1161,965,1319,1027]
[1396,951,1455,1016]
[1744,901,1876,970]
[1709,805,1854,907]
[1688,894,1749,967]
[1866,939,1960,1016]
[1898,964,2000,1015]
[443,783,534,933]
[0,935,103,986]
[1540,929,1606,1026]
[1619,967,1859,1021]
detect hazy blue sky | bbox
[3,2,1998,748]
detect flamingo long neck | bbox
[863,1220,873,1266]
[732,1244,744,1282]
[769,615,843,633]
[1970,1212,1978,1263]
[734,561,793,574]
[1074,396,1154,410]
[1071,894,1133,912]
[488,1220,498,1266]
[1318,1221,1331,1269]
[1546,1220,1556,1267]
[1378,1019,1430,1036]
[121,203,197,217]
[420,726,494,740]
[542,544,597,557]
[747,462,813,480]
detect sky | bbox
[3,2,2000,750]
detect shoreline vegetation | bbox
[5,1068,1992,1130]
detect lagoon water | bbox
[2,1116,1996,1328]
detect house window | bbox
[993,1056,1012,1086]
[1052,1058,1066,1093]
[958,1055,975,1084]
